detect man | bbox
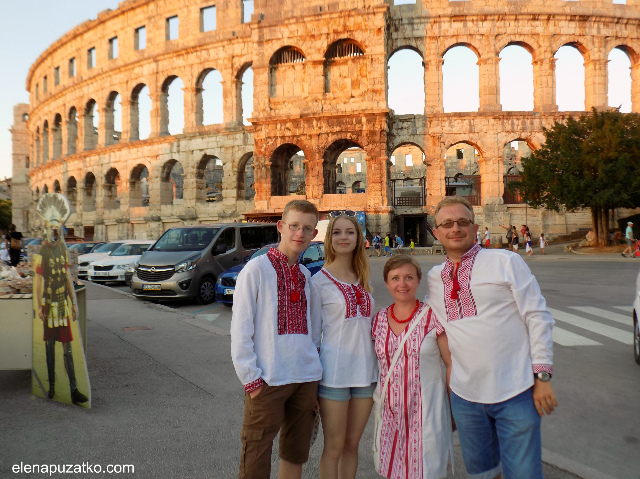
[373,232,382,257]
[5,224,25,267]
[384,233,390,256]
[622,221,635,258]
[499,224,513,251]
[428,196,557,479]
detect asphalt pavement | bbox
[2,245,638,478]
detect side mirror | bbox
[213,243,227,255]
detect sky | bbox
[0,1,633,180]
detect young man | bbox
[622,221,635,258]
[231,200,322,479]
[428,196,557,479]
[373,232,382,257]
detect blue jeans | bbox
[451,388,543,479]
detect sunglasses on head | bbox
[329,210,356,218]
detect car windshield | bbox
[152,228,219,252]
[93,242,122,254]
[68,243,94,254]
[110,243,151,256]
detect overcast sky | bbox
[0,1,632,180]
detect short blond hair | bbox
[434,196,475,223]
[383,255,422,283]
[282,200,319,223]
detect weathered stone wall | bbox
[14,0,640,240]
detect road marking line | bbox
[613,305,632,313]
[569,306,630,326]
[548,308,633,345]
[200,314,220,322]
[552,327,601,347]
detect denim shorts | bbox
[450,388,542,479]
[317,383,377,402]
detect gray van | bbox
[131,223,279,304]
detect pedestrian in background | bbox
[539,233,546,255]
[384,234,390,257]
[525,231,534,256]
[373,232,382,257]
[499,224,513,251]
[484,227,491,248]
[395,235,404,254]
[511,226,519,253]
[409,238,415,256]
[365,237,371,257]
[622,221,635,258]
[5,224,25,267]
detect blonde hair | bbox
[282,200,319,223]
[383,255,422,283]
[434,195,475,223]
[323,214,372,293]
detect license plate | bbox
[142,284,162,291]
[224,289,234,295]
[95,271,110,276]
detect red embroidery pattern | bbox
[441,243,481,322]
[244,378,264,394]
[267,248,308,336]
[533,364,554,374]
[321,269,372,318]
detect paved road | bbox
[2,249,639,478]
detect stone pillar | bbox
[425,135,444,213]
[183,86,197,132]
[223,78,238,126]
[478,156,503,205]
[478,56,502,113]
[76,111,85,152]
[585,56,608,111]
[304,149,323,201]
[102,104,112,147]
[424,57,444,114]
[533,56,558,113]
[366,156,389,209]
[120,98,131,142]
[632,62,640,113]
[150,89,163,138]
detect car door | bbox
[211,227,241,274]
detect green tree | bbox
[0,199,12,232]
[512,109,640,246]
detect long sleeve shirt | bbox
[230,248,322,393]
[426,244,554,404]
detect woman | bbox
[525,231,534,256]
[484,227,491,248]
[372,255,453,479]
[312,211,377,479]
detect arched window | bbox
[52,114,63,159]
[196,69,224,126]
[270,144,305,196]
[444,143,481,205]
[443,46,480,112]
[130,164,150,207]
[269,47,306,98]
[83,172,96,212]
[160,76,185,136]
[131,84,151,140]
[196,155,224,202]
[104,168,121,210]
[67,176,77,213]
[67,107,78,155]
[105,91,122,145]
[237,153,255,200]
[161,160,184,204]
[555,45,585,111]
[499,44,534,111]
[42,121,49,163]
[84,99,99,150]
[322,140,367,195]
[388,48,424,114]
[237,64,253,125]
[325,40,365,94]
[608,47,632,112]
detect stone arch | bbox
[441,41,482,59]
[554,43,588,111]
[269,46,307,98]
[35,187,40,203]
[105,91,122,145]
[42,120,49,164]
[605,43,640,64]
[130,83,151,141]
[67,176,77,213]
[84,99,99,150]
[389,142,426,207]
[352,181,365,193]
[53,179,61,193]
[388,45,423,62]
[388,47,425,115]
[160,76,185,136]
[607,44,635,112]
[237,152,255,200]
[552,39,591,59]
[499,44,534,111]
[236,63,253,125]
[43,184,49,194]
[196,154,224,203]
[83,172,96,212]
[323,139,367,195]
[52,113,63,159]
[160,159,184,204]
[104,167,121,210]
[443,141,482,206]
[443,45,480,112]
[270,143,305,196]
[130,163,150,207]
[67,107,78,155]
[196,68,224,126]
[496,39,539,61]
[324,39,365,94]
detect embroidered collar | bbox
[445,243,482,266]
[267,246,298,267]
[321,268,372,319]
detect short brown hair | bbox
[434,196,475,224]
[383,255,422,282]
[282,200,319,223]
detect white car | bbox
[78,241,128,278]
[633,269,640,365]
[88,240,155,284]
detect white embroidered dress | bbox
[311,269,377,388]
[372,303,453,479]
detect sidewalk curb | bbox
[542,448,613,479]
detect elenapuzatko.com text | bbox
[12,462,134,475]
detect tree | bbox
[512,109,640,246]
[0,200,11,232]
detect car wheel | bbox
[196,277,216,305]
[634,318,640,365]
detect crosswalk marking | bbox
[552,326,601,347]
[201,313,220,323]
[613,305,632,313]
[548,308,633,345]
[569,306,630,326]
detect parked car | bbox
[77,241,129,278]
[214,242,325,306]
[67,242,106,255]
[88,240,155,284]
[633,268,640,365]
[131,223,279,304]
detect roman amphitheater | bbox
[11,0,640,245]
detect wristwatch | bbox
[534,372,552,382]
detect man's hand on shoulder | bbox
[533,380,558,416]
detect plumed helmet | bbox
[35,193,71,226]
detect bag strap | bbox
[378,305,430,407]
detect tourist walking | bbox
[373,232,382,257]
[484,227,491,248]
[511,226,519,253]
[525,231,534,256]
[499,224,513,251]
[312,211,376,479]
[622,221,635,258]
[428,196,557,479]
[5,224,25,267]
[539,233,546,255]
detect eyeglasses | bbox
[283,222,315,236]
[435,218,474,229]
[329,210,356,218]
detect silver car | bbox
[131,223,279,304]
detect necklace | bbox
[389,299,420,324]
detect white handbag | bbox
[372,307,430,472]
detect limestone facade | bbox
[14,0,640,243]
